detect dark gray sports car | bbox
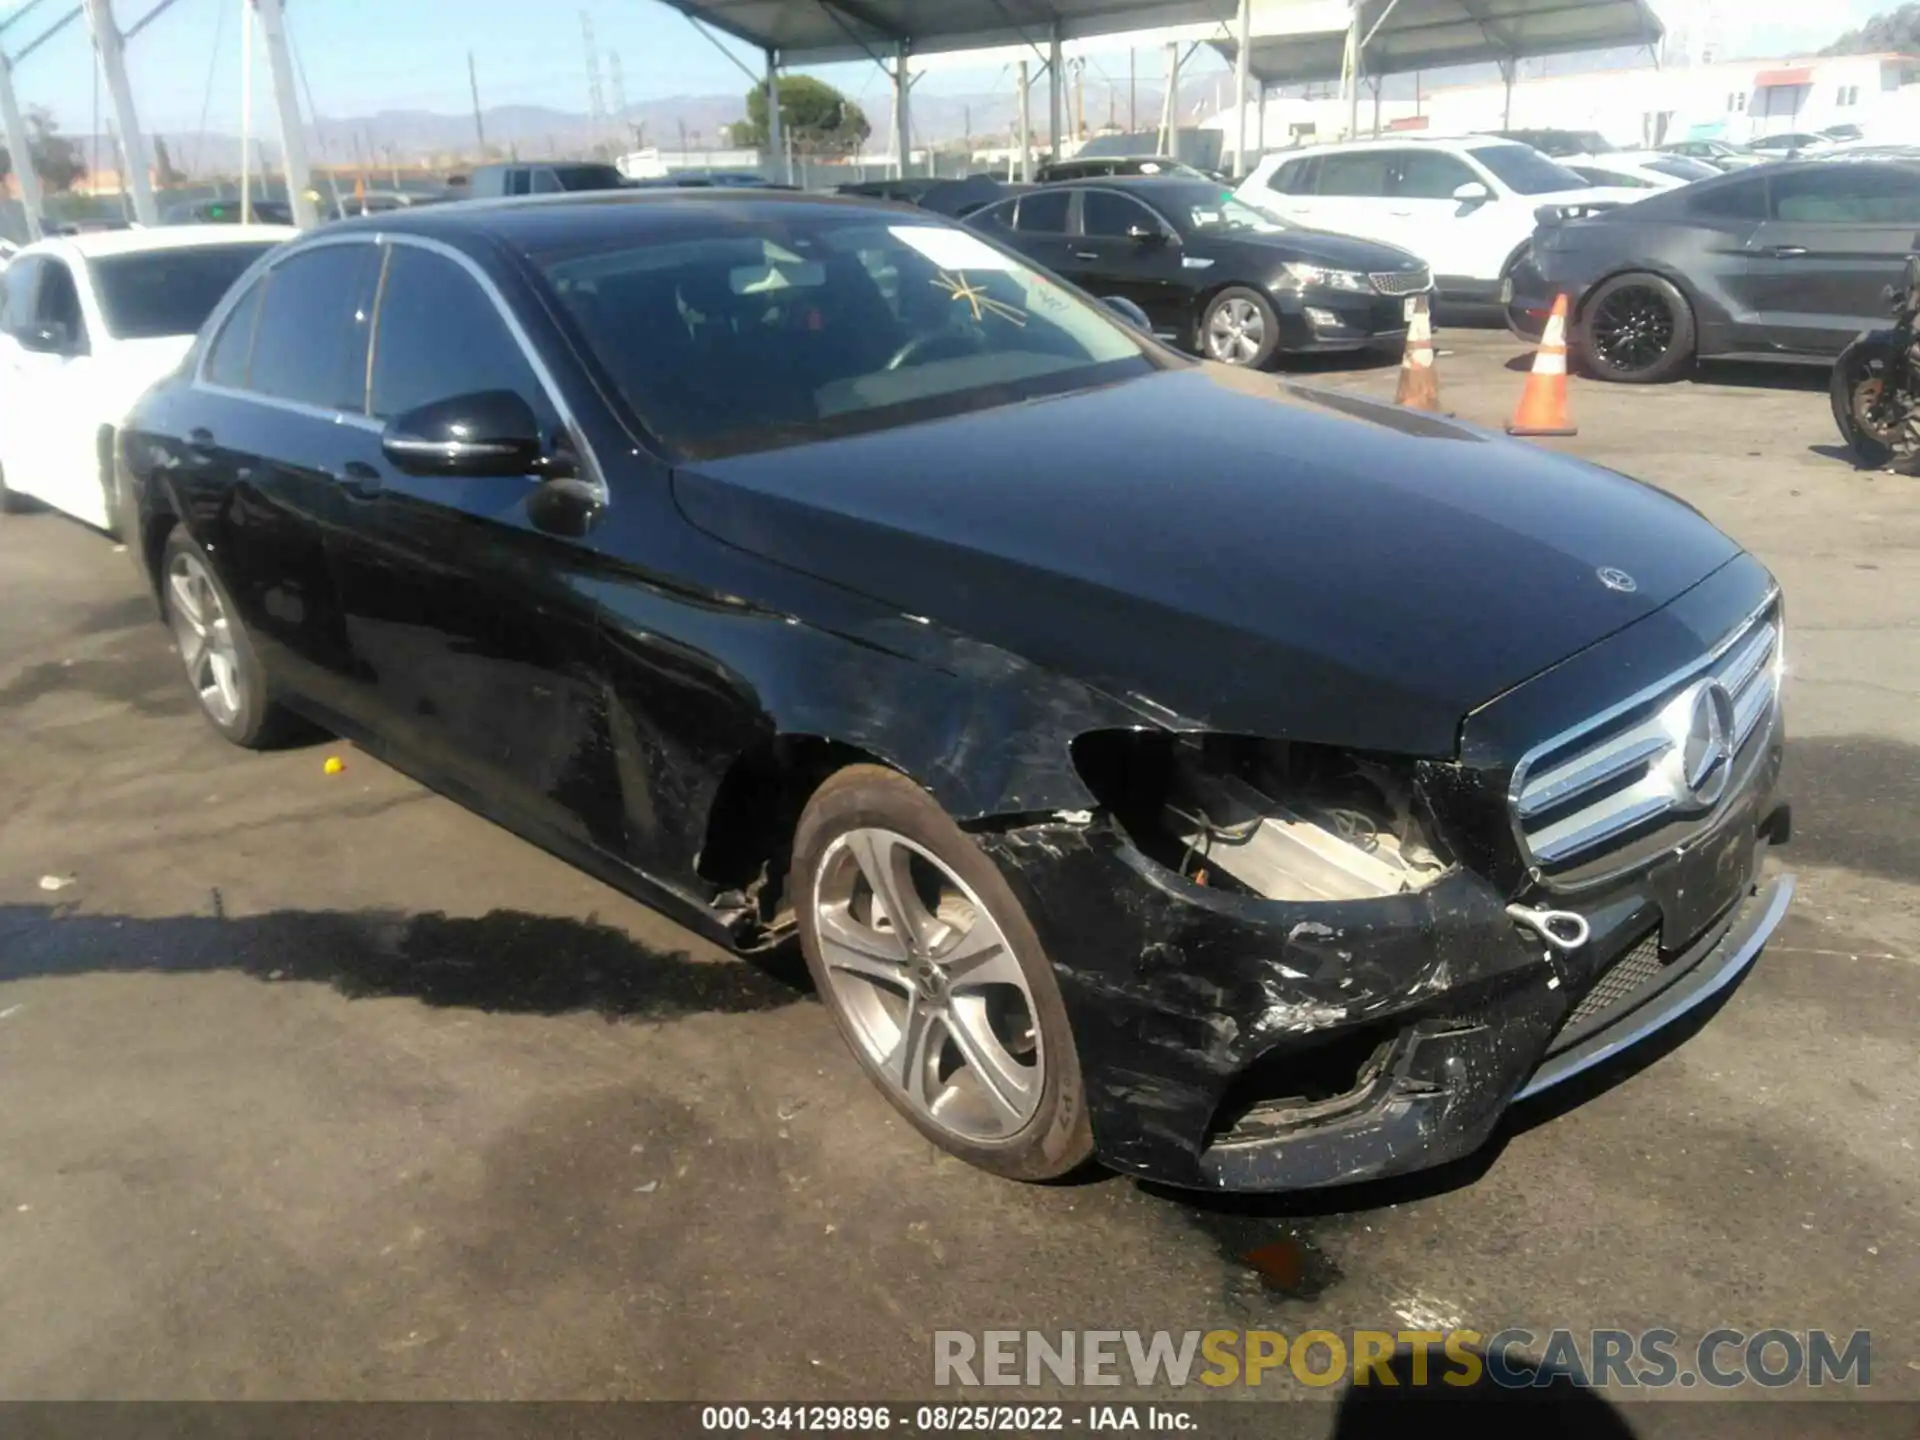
[1507,158,1920,382]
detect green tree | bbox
[739,74,870,157]
[0,106,88,193]
[1823,2,1920,53]
[152,134,186,186]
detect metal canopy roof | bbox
[658,0,1239,66]
[1216,0,1665,87]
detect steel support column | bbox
[764,46,783,184]
[1016,56,1032,182]
[80,0,156,225]
[892,40,910,178]
[1047,25,1063,160]
[249,0,318,228]
[1231,0,1250,176]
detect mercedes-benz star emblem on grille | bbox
[1596,566,1637,593]
[1678,680,1737,808]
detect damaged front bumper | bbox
[976,781,1791,1193]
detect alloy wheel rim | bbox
[166,551,243,727]
[1590,286,1676,374]
[811,827,1043,1142]
[1850,368,1904,447]
[1207,298,1265,364]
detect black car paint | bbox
[969,177,1427,355]
[1511,159,1920,360]
[121,192,1788,1192]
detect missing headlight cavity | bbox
[1072,731,1451,901]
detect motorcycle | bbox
[1831,239,1920,469]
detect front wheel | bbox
[791,765,1094,1183]
[1199,286,1282,368]
[1575,272,1697,383]
[1830,336,1906,469]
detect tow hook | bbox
[1506,904,1590,988]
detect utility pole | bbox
[581,11,606,153]
[80,0,156,225]
[763,49,783,183]
[468,49,486,153]
[1129,48,1136,133]
[0,53,45,240]
[251,0,319,227]
[1072,59,1084,145]
[609,50,628,142]
[1157,42,1179,156]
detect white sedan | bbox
[0,224,295,534]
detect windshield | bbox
[89,243,280,339]
[1473,143,1593,195]
[539,216,1153,460]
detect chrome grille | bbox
[1369,267,1432,297]
[1512,600,1782,882]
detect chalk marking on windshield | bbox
[931,270,1027,326]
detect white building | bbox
[1205,51,1920,154]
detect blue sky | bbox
[0,0,1897,136]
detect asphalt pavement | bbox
[0,330,1915,1425]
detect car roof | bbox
[323,188,932,254]
[1258,133,1523,160]
[18,223,297,260]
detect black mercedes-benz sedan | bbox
[120,190,1792,1193]
[1507,158,1920,381]
[967,176,1432,367]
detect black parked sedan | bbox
[968,177,1432,367]
[1508,158,1920,381]
[122,190,1792,1193]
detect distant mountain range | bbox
[72,74,1204,178]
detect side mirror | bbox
[1101,295,1153,333]
[1452,181,1493,204]
[381,389,545,478]
[17,320,72,354]
[1127,224,1169,246]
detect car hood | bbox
[1232,226,1426,271]
[670,367,1741,757]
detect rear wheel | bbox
[160,526,300,748]
[1200,286,1282,368]
[791,765,1093,1182]
[1576,272,1697,383]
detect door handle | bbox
[1073,250,1101,260]
[1388,209,1414,217]
[1765,245,1809,258]
[337,460,382,499]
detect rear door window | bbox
[203,279,266,388]
[246,243,381,411]
[1314,151,1395,197]
[1014,190,1071,233]
[1690,177,1768,220]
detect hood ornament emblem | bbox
[1596,566,1637,593]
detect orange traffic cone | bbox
[1394,293,1440,412]
[1508,294,1578,437]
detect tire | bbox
[158,525,299,748]
[1199,286,1283,368]
[790,764,1094,1182]
[0,465,29,515]
[1575,272,1697,383]
[1829,336,1901,469]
